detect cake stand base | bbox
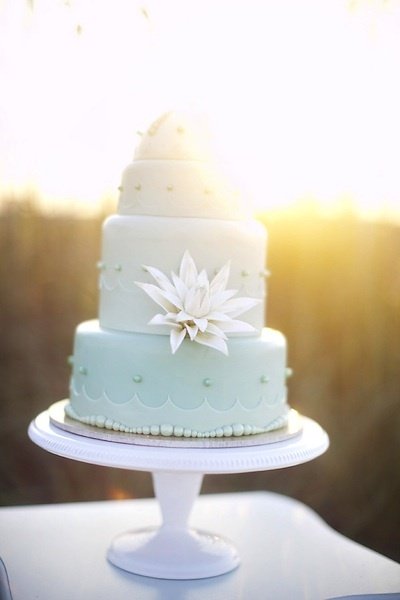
[107,470,240,579]
[28,407,329,580]
[107,470,240,578]
[108,526,239,579]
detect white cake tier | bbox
[134,111,212,161]
[118,160,247,220]
[98,215,267,335]
[67,321,289,438]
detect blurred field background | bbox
[0,198,399,562]
[1,0,400,572]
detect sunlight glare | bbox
[0,0,399,219]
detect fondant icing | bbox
[66,111,292,437]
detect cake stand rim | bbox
[28,408,329,474]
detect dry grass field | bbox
[0,199,399,562]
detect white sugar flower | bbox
[135,251,260,355]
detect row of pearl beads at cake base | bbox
[64,402,289,438]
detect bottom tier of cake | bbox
[66,320,290,438]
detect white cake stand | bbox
[28,403,329,580]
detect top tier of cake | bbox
[98,112,268,339]
[118,111,248,220]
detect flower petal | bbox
[204,322,228,339]
[197,269,208,287]
[195,332,229,355]
[218,296,261,317]
[170,327,186,354]
[165,311,181,320]
[176,310,193,322]
[215,319,256,333]
[193,317,208,332]
[210,261,231,294]
[206,311,233,322]
[210,288,237,310]
[148,313,178,327]
[183,285,201,316]
[197,285,211,316]
[135,282,177,312]
[179,251,198,287]
[143,265,176,294]
[185,323,199,340]
[160,289,185,310]
[171,272,188,301]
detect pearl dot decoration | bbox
[114,264,122,272]
[78,366,87,375]
[133,375,143,383]
[161,424,174,436]
[166,184,174,192]
[232,424,245,436]
[96,261,105,270]
[203,378,212,387]
[64,403,291,438]
[260,375,270,383]
[259,268,271,278]
[286,367,293,379]
[67,355,74,366]
[135,183,142,191]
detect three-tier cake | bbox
[65,111,290,438]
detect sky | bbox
[0,0,399,218]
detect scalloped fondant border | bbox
[70,380,282,412]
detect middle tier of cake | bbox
[66,321,289,437]
[98,214,267,335]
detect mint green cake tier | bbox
[66,320,289,438]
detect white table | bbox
[0,492,399,600]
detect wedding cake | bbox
[65,111,290,438]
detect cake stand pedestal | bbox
[28,407,329,580]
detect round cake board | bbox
[49,399,303,449]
